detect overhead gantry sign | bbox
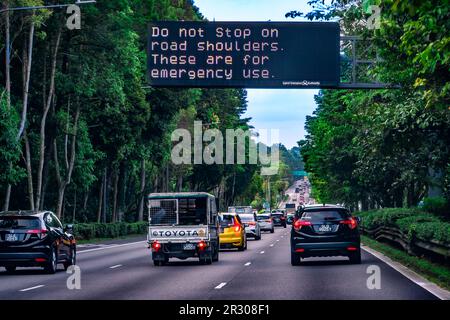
[147,21,340,89]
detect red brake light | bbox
[198,241,207,251]
[293,219,312,231]
[295,248,305,253]
[27,229,47,234]
[35,258,47,262]
[151,241,161,252]
[233,217,241,232]
[340,218,357,230]
[347,246,358,251]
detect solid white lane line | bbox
[20,285,45,292]
[215,282,227,289]
[276,239,280,242]
[244,262,251,266]
[78,240,146,254]
[109,264,122,269]
[260,250,265,254]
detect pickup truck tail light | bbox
[151,241,161,252]
[27,229,48,239]
[197,241,207,251]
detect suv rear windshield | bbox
[301,210,349,223]
[239,214,255,222]
[0,217,41,230]
[257,215,270,220]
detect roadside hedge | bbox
[358,208,450,245]
[73,222,148,240]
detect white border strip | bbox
[362,245,450,300]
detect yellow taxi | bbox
[218,213,247,251]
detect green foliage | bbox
[73,221,148,240]
[359,208,450,244]
[423,196,450,217]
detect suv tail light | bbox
[247,221,256,226]
[293,219,312,231]
[340,217,357,230]
[27,229,48,239]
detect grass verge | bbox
[77,233,146,245]
[361,235,450,291]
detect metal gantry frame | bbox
[337,35,399,89]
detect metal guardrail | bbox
[361,225,450,258]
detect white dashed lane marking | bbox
[215,282,227,289]
[20,285,45,292]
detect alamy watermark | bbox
[66,265,81,290]
[366,265,381,289]
[171,121,280,176]
[366,5,381,30]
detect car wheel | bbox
[255,232,261,240]
[45,247,58,274]
[291,252,301,266]
[244,237,248,250]
[5,266,16,273]
[64,247,76,271]
[238,240,245,251]
[270,228,274,233]
[349,250,362,264]
[283,224,287,228]
[200,253,213,265]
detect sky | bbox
[193,0,319,148]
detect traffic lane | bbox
[0,240,148,298]
[0,228,284,299]
[209,230,438,300]
[73,229,285,300]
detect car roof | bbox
[219,212,237,216]
[0,210,50,217]
[302,204,347,210]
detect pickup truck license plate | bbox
[183,243,196,250]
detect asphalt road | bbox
[0,227,438,300]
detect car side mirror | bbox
[64,224,74,233]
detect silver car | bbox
[238,213,261,240]
[257,214,274,233]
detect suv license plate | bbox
[183,243,196,250]
[318,225,332,232]
[6,234,18,242]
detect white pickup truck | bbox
[147,192,220,266]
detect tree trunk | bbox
[53,104,80,218]
[97,178,104,223]
[17,20,35,140]
[138,159,146,221]
[72,190,77,223]
[24,131,35,210]
[3,3,11,211]
[35,29,62,210]
[111,170,119,223]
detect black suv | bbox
[0,211,76,273]
[271,211,287,228]
[290,205,361,265]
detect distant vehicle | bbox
[238,213,261,240]
[0,211,76,274]
[228,206,253,215]
[218,213,247,251]
[285,203,296,214]
[271,212,287,228]
[256,214,274,233]
[147,192,220,266]
[290,204,361,266]
[286,213,295,225]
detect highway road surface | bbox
[0,229,439,300]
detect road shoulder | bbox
[361,244,450,300]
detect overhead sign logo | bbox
[147,21,340,88]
